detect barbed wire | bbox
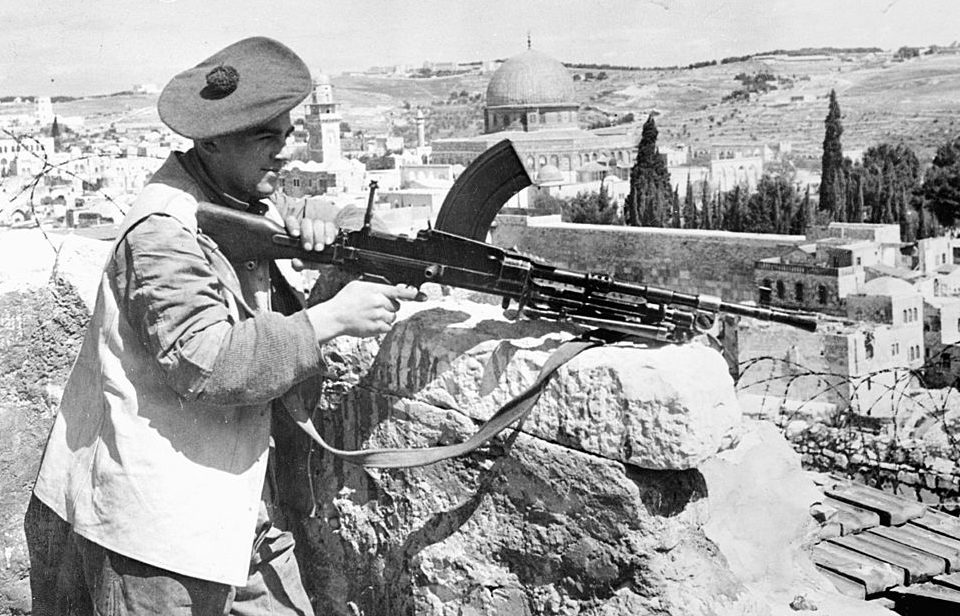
[735,346,960,465]
[0,127,164,253]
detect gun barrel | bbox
[537,267,818,332]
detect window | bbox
[818,285,828,304]
[892,343,899,356]
[794,282,804,303]
[903,309,909,323]
[776,280,785,299]
[943,355,952,369]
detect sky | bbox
[4,0,960,96]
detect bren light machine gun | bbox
[197,140,817,467]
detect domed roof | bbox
[486,50,576,107]
[537,164,563,183]
[862,276,916,297]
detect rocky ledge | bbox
[280,297,895,616]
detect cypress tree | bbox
[683,176,696,229]
[671,186,681,227]
[700,178,712,229]
[772,181,783,233]
[820,89,845,218]
[626,114,672,227]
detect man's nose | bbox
[276,136,296,162]
[276,143,293,162]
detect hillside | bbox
[48,50,960,163]
[330,51,960,163]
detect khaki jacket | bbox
[34,155,284,586]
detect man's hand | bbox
[284,214,338,253]
[305,280,421,341]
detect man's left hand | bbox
[284,215,339,253]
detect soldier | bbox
[25,36,417,615]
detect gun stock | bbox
[196,203,325,263]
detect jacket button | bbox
[244,260,257,271]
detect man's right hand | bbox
[305,280,421,342]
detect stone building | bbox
[430,46,638,183]
[922,295,960,386]
[730,314,918,422]
[844,277,925,371]
[0,134,55,177]
[279,76,365,198]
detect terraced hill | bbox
[330,51,960,163]
[48,50,960,164]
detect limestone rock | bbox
[52,234,112,312]
[291,299,895,615]
[700,420,895,616]
[0,230,110,311]
[367,299,742,470]
[0,278,90,616]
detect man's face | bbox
[204,112,294,202]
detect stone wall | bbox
[781,418,960,511]
[490,215,803,302]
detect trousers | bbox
[24,495,314,616]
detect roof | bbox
[485,49,576,108]
[865,265,924,282]
[536,164,563,183]
[862,276,918,297]
[811,476,960,608]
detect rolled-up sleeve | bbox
[114,214,323,405]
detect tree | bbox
[820,89,845,217]
[922,137,960,227]
[792,186,813,234]
[625,114,673,228]
[700,179,712,229]
[671,187,681,227]
[562,187,620,225]
[721,184,747,232]
[682,176,697,229]
[51,117,61,152]
[856,143,921,236]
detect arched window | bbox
[776,280,785,299]
[794,282,804,303]
[817,285,828,304]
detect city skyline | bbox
[4,0,960,96]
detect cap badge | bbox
[201,65,240,100]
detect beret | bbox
[158,36,312,139]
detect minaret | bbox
[303,74,341,163]
[35,96,53,126]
